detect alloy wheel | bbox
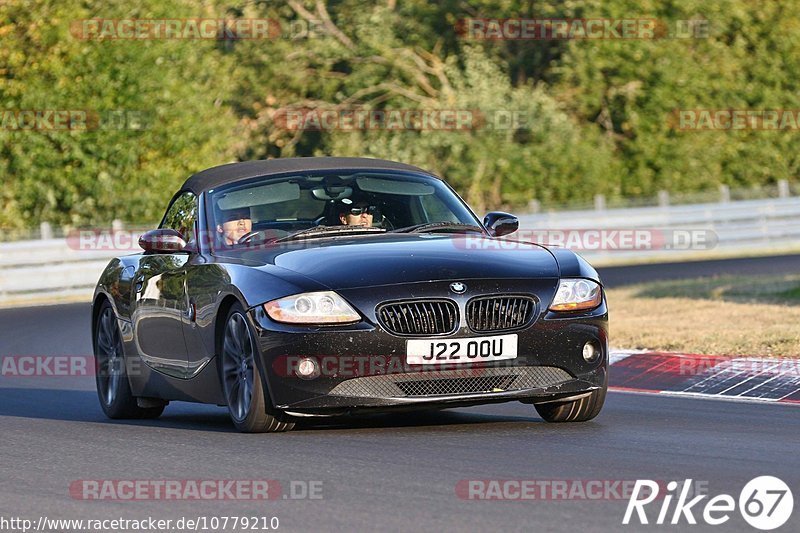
[222,312,256,421]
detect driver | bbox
[338,200,377,227]
[216,206,252,246]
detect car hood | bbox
[230,234,559,289]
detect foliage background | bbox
[1,0,798,229]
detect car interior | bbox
[210,173,462,244]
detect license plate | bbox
[406,334,518,365]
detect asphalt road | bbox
[598,253,800,287]
[1,255,799,532]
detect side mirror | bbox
[483,212,519,237]
[138,229,188,253]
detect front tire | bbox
[94,301,164,419]
[219,304,294,433]
[535,378,607,423]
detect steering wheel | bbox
[378,215,395,230]
[237,230,267,245]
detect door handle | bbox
[185,301,196,322]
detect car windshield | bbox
[207,171,482,249]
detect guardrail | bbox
[0,238,120,306]
[518,196,800,263]
[1,195,799,306]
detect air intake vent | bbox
[395,375,517,396]
[377,299,458,336]
[329,366,573,398]
[467,296,536,333]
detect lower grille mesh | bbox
[329,366,572,398]
[396,375,518,396]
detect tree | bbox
[0,0,238,230]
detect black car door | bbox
[131,192,198,378]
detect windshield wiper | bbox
[273,225,386,243]
[391,222,485,234]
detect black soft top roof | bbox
[180,157,433,194]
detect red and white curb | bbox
[609,350,800,404]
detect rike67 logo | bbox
[624,477,794,530]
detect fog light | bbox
[582,342,599,362]
[296,357,320,380]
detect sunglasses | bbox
[347,205,378,216]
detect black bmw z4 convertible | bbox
[92,157,608,432]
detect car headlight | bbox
[549,279,603,312]
[264,291,360,324]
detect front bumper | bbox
[281,368,605,415]
[249,279,608,415]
